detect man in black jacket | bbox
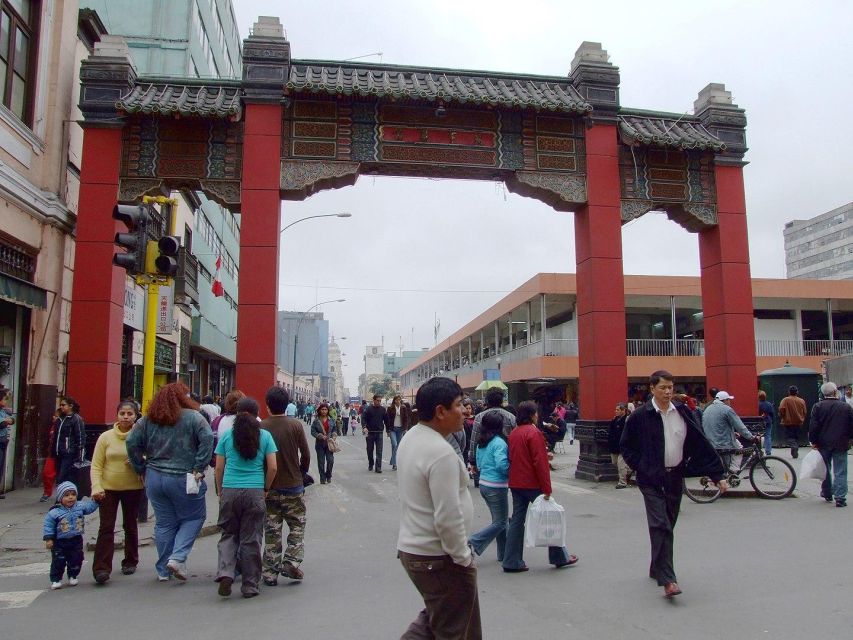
[362,395,386,473]
[620,370,727,598]
[808,381,853,508]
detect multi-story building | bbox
[327,337,346,404]
[400,273,853,406]
[1,4,107,490]
[359,345,386,399]
[277,311,330,402]
[785,202,853,280]
[87,0,243,398]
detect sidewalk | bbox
[0,468,220,568]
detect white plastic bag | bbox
[185,472,200,494]
[799,449,827,481]
[524,495,566,548]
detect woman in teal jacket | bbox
[468,412,510,561]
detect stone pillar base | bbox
[574,419,618,482]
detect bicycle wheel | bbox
[749,455,796,499]
[683,476,722,503]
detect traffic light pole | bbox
[137,196,178,411]
[142,280,159,411]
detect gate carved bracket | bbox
[505,171,587,211]
[280,160,360,200]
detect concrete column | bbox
[235,102,283,409]
[66,127,126,424]
[575,123,627,420]
[698,165,756,417]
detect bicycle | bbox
[683,444,797,503]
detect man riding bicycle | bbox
[702,391,760,470]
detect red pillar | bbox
[699,165,756,416]
[235,103,282,410]
[66,127,125,425]
[575,123,628,420]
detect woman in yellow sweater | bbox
[90,400,145,585]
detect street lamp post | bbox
[291,299,345,400]
[280,212,351,235]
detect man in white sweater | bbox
[396,377,481,639]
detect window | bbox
[0,0,37,124]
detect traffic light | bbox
[112,204,149,274]
[152,235,181,277]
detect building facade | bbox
[785,202,853,280]
[0,3,108,490]
[400,273,853,405]
[277,310,330,402]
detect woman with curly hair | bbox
[310,403,339,484]
[214,397,277,598]
[126,382,213,582]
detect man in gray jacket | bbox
[702,391,756,470]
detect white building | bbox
[785,202,853,280]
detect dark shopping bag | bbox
[72,459,92,497]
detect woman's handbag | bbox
[524,494,567,548]
[326,437,341,454]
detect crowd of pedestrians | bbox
[10,365,849,638]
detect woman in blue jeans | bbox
[468,412,509,561]
[127,382,214,581]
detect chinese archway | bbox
[69,17,754,480]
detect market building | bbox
[399,273,853,404]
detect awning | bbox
[475,380,508,392]
[0,274,47,309]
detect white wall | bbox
[754,318,798,341]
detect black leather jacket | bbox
[51,413,86,459]
[620,401,724,486]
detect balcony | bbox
[409,337,853,384]
[174,247,199,306]
[755,339,853,357]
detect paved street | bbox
[1,429,851,639]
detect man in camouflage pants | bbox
[261,386,311,586]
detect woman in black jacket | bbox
[50,396,86,486]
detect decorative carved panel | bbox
[121,116,243,182]
[280,160,360,200]
[619,145,717,230]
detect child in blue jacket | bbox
[43,480,99,589]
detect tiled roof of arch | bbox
[286,61,593,114]
[618,113,726,151]
[117,83,242,119]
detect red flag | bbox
[211,255,224,297]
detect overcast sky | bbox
[233,0,853,393]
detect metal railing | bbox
[405,337,853,387]
[627,339,705,357]
[755,339,853,357]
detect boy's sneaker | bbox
[50,582,62,590]
[166,559,187,580]
[157,574,170,582]
[68,577,79,586]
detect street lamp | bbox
[291,298,345,399]
[280,212,352,235]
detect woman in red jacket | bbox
[502,401,578,573]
